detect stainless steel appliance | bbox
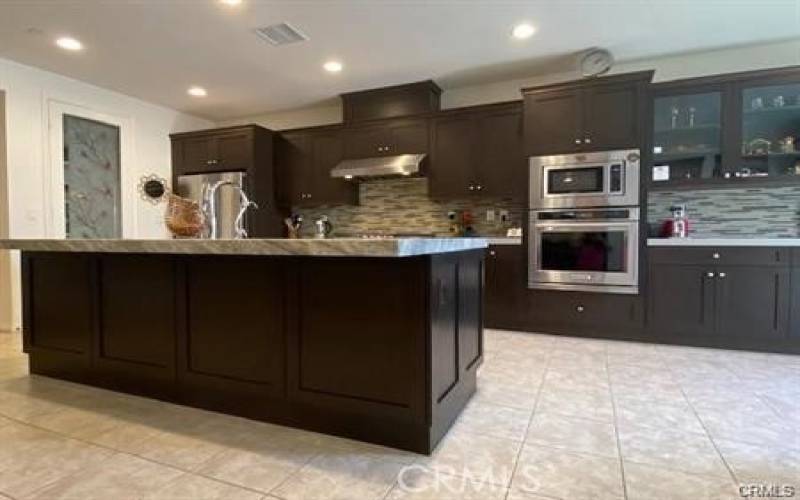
[528,208,639,294]
[529,149,640,209]
[331,154,426,180]
[313,215,333,238]
[175,171,256,239]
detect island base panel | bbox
[19,250,484,454]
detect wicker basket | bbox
[165,194,205,238]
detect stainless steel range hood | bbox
[330,154,426,180]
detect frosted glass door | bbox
[63,115,121,238]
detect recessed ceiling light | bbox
[512,23,536,40]
[219,0,242,5]
[187,86,208,97]
[323,61,343,73]
[55,36,83,51]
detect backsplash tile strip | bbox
[647,186,800,237]
[292,178,523,237]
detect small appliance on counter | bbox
[448,210,475,237]
[314,215,333,238]
[284,214,303,239]
[659,204,690,238]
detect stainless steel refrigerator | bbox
[175,171,249,239]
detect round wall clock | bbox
[581,48,614,78]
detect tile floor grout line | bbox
[503,350,553,500]
[665,362,743,487]
[605,349,629,500]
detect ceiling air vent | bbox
[255,23,309,46]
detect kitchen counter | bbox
[0,237,487,257]
[648,238,800,247]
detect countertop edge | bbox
[647,238,800,247]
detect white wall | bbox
[0,90,12,332]
[221,38,800,130]
[0,57,213,330]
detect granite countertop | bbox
[0,238,488,257]
[648,238,800,247]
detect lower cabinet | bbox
[648,248,791,342]
[485,245,527,330]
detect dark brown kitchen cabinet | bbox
[430,102,524,199]
[522,71,652,156]
[484,244,527,330]
[275,128,357,207]
[172,126,256,174]
[648,264,715,337]
[343,119,429,159]
[523,90,583,156]
[648,247,790,341]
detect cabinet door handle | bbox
[574,138,582,145]
[476,184,483,191]
[489,250,496,256]
[712,252,720,259]
[468,185,475,191]
[584,137,592,144]
[718,272,726,279]
[576,305,585,313]
[706,272,715,278]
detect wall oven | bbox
[530,149,640,209]
[528,208,639,294]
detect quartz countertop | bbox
[0,238,488,257]
[486,237,522,246]
[648,238,800,247]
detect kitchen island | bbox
[0,238,487,453]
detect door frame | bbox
[46,99,136,238]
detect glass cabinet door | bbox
[652,92,722,183]
[739,83,800,179]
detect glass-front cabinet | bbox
[649,68,800,188]
[652,91,722,182]
[739,82,800,178]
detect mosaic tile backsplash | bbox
[648,186,800,237]
[292,178,524,237]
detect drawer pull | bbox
[718,272,727,279]
[712,252,720,259]
[576,305,585,313]
[706,272,715,278]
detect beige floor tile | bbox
[618,423,730,477]
[472,380,539,410]
[714,438,800,483]
[505,489,559,500]
[536,387,614,423]
[694,403,798,450]
[121,427,232,471]
[624,462,740,500]
[385,466,508,500]
[511,444,624,500]
[0,426,115,498]
[452,400,532,441]
[415,428,522,486]
[525,412,618,458]
[26,453,185,500]
[615,399,706,435]
[611,379,687,406]
[143,473,264,500]
[271,452,405,500]
[197,433,322,493]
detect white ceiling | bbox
[1,0,798,120]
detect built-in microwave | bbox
[529,149,640,209]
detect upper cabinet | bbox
[343,119,429,159]
[274,127,357,208]
[522,71,652,156]
[172,126,259,175]
[430,102,525,200]
[649,66,800,189]
[341,80,441,123]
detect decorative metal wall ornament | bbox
[138,174,170,204]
